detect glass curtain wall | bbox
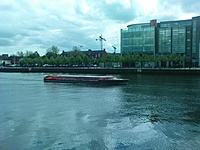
[192,20,197,55]
[158,28,171,53]
[160,20,192,54]
[192,16,200,66]
[121,24,155,54]
[172,27,186,53]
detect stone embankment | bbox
[1,67,200,75]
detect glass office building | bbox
[158,19,192,63]
[121,16,200,66]
[192,16,200,66]
[121,23,156,54]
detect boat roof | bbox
[46,74,114,78]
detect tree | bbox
[16,51,24,57]
[153,54,161,67]
[34,57,43,66]
[122,54,132,67]
[48,45,59,54]
[177,55,187,68]
[99,56,107,68]
[160,54,168,67]
[181,55,187,68]
[62,56,70,65]
[55,56,62,66]
[76,55,83,64]
[112,54,122,63]
[28,51,40,59]
[49,57,56,65]
[19,58,26,66]
[103,54,113,67]
[90,57,95,65]
[24,51,33,57]
[69,49,84,58]
[43,56,50,65]
[19,57,35,66]
[168,53,178,67]
[69,56,75,65]
[46,51,57,58]
[46,45,59,58]
[132,53,140,62]
[83,55,90,64]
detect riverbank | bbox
[1,67,200,75]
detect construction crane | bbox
[96,34,106,51]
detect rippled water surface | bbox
[0,72,200,149]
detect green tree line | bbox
[18,45,188,68]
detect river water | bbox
[0,72,200,150]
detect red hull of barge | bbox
[44,75,129,85]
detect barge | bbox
[44,75,129,85]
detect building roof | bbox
[82,49,106,55]
[61,49,106,56]
[127,23,150,28]
[0,54,9,60]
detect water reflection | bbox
[185,108,200,124]
[121,74,200,125]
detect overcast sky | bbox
[0,0,200,56]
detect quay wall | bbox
[0,67,136,74]
[1,67,200,75]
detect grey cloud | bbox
[0,38,13,46]
[159,15,178,22]
[75,1,136,23]
[0,30,16,39]
[179,0,200,13]
[100,2,136,22]
[159,0,200,16]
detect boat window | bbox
[76,77,82,81]
[84,77,90,80]
[67,77,73,80]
